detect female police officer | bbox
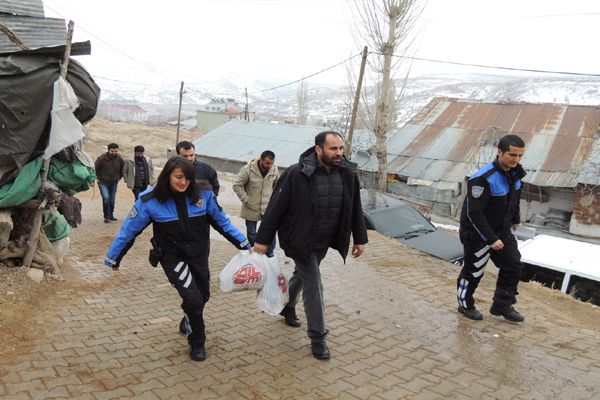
[104,156,250,361]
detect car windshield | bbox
[369,206,434,238]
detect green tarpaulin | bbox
[48,158,96,196]
[0,157,42,207]
[42,210,71,242]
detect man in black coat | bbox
[254,131,368,360]
[457,134,526,322]
[176,141,220,196]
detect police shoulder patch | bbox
[129,205,139,219]
[471,185,484,198]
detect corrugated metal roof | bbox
[383,98,600,187]
[193,120,374,168]
[0,14,66,53]
[579,139,600,185]
[0,0,44,18]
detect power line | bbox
[373,52,600,78]
[43,1,163,74]
[250,53,361,95]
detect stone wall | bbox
[570,184,600,237]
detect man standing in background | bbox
[123,145,154,199]
[233,150,279,257]
[94,143,124,223]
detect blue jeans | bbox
[246,220,276,257]
[99,183,118,220]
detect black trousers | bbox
[132,185,147,200]
[457,232,523,309]
[160,253,210,345]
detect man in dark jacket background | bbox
[94,143,124,223]
[176,141,220,196]
[457,134,526,322]
[254,130,368,360]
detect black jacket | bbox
[256,147,368,262]
[459,159,526,245]
[194,159,220,197]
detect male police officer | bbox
[457,134,526,322]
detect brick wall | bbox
[573,184,600,225]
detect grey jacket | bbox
[233,158,279,221]
[122,155,154,190]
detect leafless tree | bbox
[296,80,309,125]
[353,0,423,191]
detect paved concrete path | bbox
[1,183,599,399]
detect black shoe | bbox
[279,307,301,327]
[189,342,206,361]
[104,219,110,223]
[311,342,331,360]
[110,217,118,221]
[458,306,483,320]
[490,304,524,322]
[179,317,188,336]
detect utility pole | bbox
[345,46,368,159]
[244,87,249,121]
[175,81,184,147]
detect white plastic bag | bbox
[219,250,267,293]
[256,255,289,316]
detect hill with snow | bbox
[95,73,600,125]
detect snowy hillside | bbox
[95,73,600,124]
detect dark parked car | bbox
[361,189,463,265]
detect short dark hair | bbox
[107,143,119,150]
[153,156,199,204]
[175,141,195,154]
[260,150,275,160]
[498,135,525,152]
[315,130,344,147]
[134,145,145,153]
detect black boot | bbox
[189,342,206,361]
[458,306,483,320]
[311,341,331,360]
[490,304,524,322]
[279,306,301,327]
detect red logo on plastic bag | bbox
[277,274,288,293]
[233,264,262,285]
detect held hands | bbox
[352,244,365,258]
[490,240,504,250]
[253,243,268,254]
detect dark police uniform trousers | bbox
[458,231,523,309]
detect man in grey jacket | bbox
[122,145,154,199]
[233,150,279,257]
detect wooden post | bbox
[175,81,184,147]
[345,46,368,160]
[22,20,74,268]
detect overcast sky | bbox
[43,0,600,87]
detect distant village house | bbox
[196,98,254,133]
